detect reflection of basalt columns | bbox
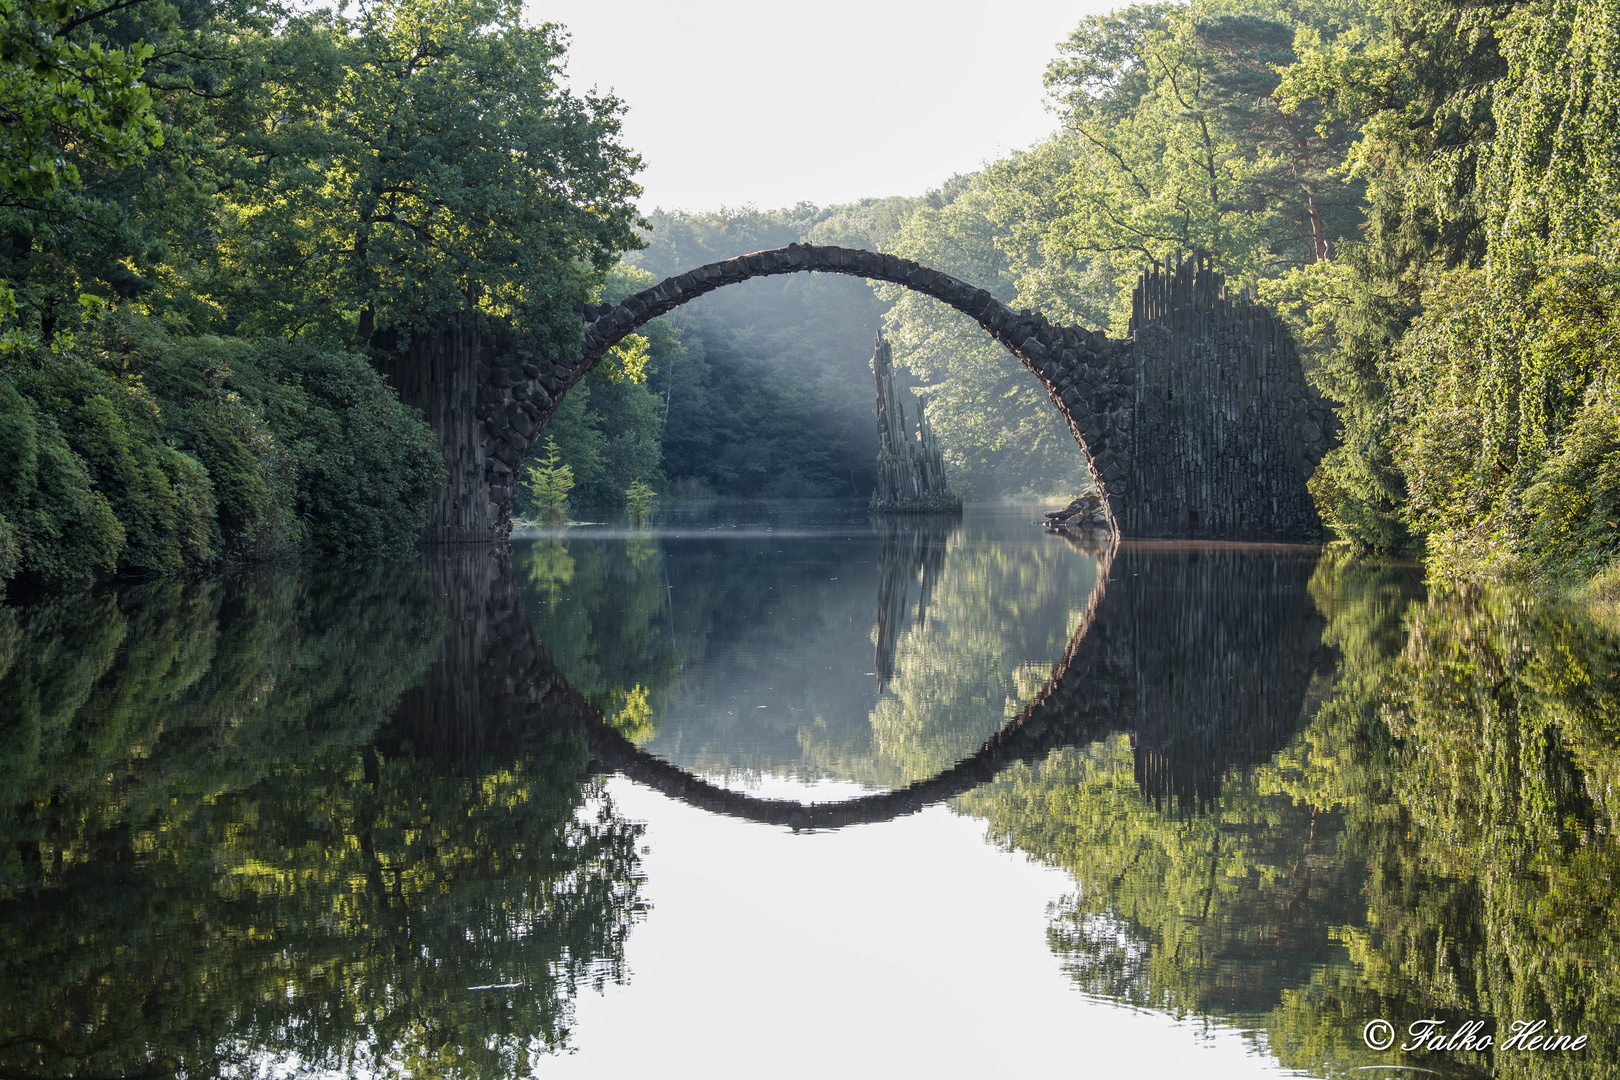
[382,548,600,767]
[872,514,959,691]
[1112,545,1333,813]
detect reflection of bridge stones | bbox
[386,543,1331,827]
[377,549,603,768]
[466,247,1335,543]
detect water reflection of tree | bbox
[961,555,1620,1078]
[1264,568,1620,1079]
[0,564,646,1079]
[821,529,1099,788]
[956,546,1342,1016]
[515,535,680,741]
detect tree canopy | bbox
[0,0,643,588]
[216,0,642,355]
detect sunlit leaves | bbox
[0,0,162,203]
[216,0,642,353]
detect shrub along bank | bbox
[0,318,441,593]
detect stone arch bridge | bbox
[470,245,1335,542]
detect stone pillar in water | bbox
[870,331,961,513]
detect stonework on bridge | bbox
[468,244,1335,542]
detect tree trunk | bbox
[1305,181,1330,262]
[372,315,496,543]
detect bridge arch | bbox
[474,246,1335,542]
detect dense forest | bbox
[4,0,1620,591]
[0,0,640,592]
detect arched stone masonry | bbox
[472,244,1335,541]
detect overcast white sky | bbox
[525,0,1118,214]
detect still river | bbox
[2,502,1617,1078]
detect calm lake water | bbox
[2,502,1617,1078]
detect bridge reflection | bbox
[392,536,1330,827]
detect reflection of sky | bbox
[546,776,1294,1079]
[516,506,1300,1075]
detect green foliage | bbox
[534,375,663,508]
[878,170,1095,499]
[0,0,245,345]
[1386,260,1620,576]
[878,4,1339,517]
[0,511,16,584]
[223,337,443,555]
[626,205,910,499]
[601,332,651,384]
[852,0,1371,499]
[1476,0,1620,272]
[214,0,642,356]
[1044,2,1366,328]
[0,0,645,586]
[2,343,215,578]
[1274,0,1620,573]
[1521,395,1620,579]
[0,0,163,202]
[1235,0,1507,554]
[964,738,1362,1017]
[624,478,656,526]
[0,317,442,589]
[521,435,574,523]
[0,374,124,584]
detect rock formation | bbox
[1044,493,1110,533]
[869,332,961,513]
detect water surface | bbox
[2,502,1616,1078]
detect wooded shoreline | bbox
[3,0,1617,602]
